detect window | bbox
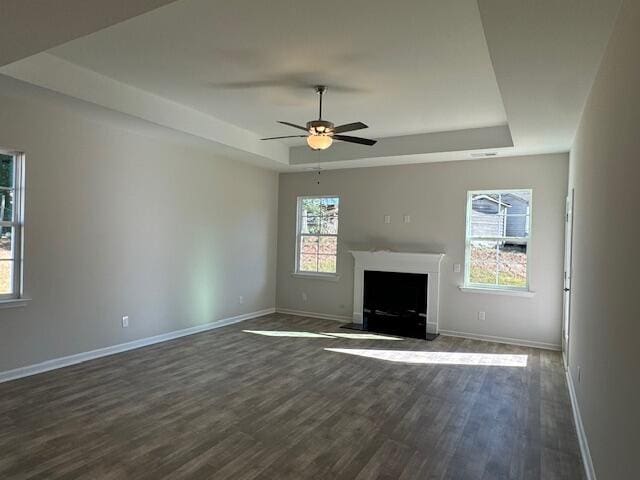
[0,151,24,300]
[296,196,339,275]
[465,190,531,290]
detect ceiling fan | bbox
[261,86,377,151]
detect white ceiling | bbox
[49,0,507,144]
[478,0,621,152]
[0,0,623,170]
[0,0,179,66]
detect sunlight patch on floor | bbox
[243,330,335,338]
[243,330,404,340]
[325,348,528,367]
[320,332,402,340]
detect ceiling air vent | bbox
[470,152,498,158]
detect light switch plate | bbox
[384,215,391,224]
[453,264,461,273]
[403,215,411,223]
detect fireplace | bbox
[349,251,444,340]
[363,270,428,340]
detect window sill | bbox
[458,286,535,298]
[291,272,341,282]
[0,297,31,309]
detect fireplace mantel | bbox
[350,250,445,334]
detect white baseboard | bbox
[438,329,561,351]
[276,307,351,323]
[566,368,596,480]
[0,307,275,384]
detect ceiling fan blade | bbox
[333,135,377,146]
[261,135,308,140]
[333,122,369,134]
[277,121,309,132]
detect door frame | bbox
[562,189,575,368]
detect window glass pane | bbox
[502,191,531,215]
[0,154,14,188]
[318,255,336,273]
[321,215,338,234]
[319,236,337,255]
[299,253,318,272]
[0,260,13,294]
[498,243,527,287]
[471,214,531,239]
[300,235,318,254]
[471,193,500,214]
[503,214,530,238]
[297,197,339,274]
[466,190,530,290]
[0,226,13,260]
[300,216,321,234]
[1,189,14,222]
[320,197,339,215]
[469,241,498,285]
[301,198,322,216]
[470,215,507,238]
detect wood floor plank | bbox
[0,313,584,479]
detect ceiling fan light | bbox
[307,134,333,150]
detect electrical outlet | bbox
[478,311,486,321]
[453,263,461,273]
[121,315,129,328]
[301,292,308,302]
[384,215,391,224]
[403,215,411,223]
[238,295,244,304]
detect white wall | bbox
[277,153,568,348]
[568,0,639,477]
[0,92,278,373]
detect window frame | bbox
[295,195,340,277]
[464,189,532,292]
[0,149,25,301]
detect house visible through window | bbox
[296,196,339,274]
[465,190,531,290]
[0,151,24,300]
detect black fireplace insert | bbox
[362,270,432,340]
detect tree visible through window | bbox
[0,151,24,299]
[296,196,339,274]
[465,190,531,290]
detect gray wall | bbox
[568,0,639,477]
[277,153,568,348]
[0,92,278,373]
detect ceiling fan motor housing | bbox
[307,120,334,135]
[260,85,376,147]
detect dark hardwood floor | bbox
[0,313,584,479]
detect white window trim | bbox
[0,149,25,301]
[458,286,535,297]
[290,271,341,281]
[0,297,31,309]
[294,195,340,278]
[463,189,532,293]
